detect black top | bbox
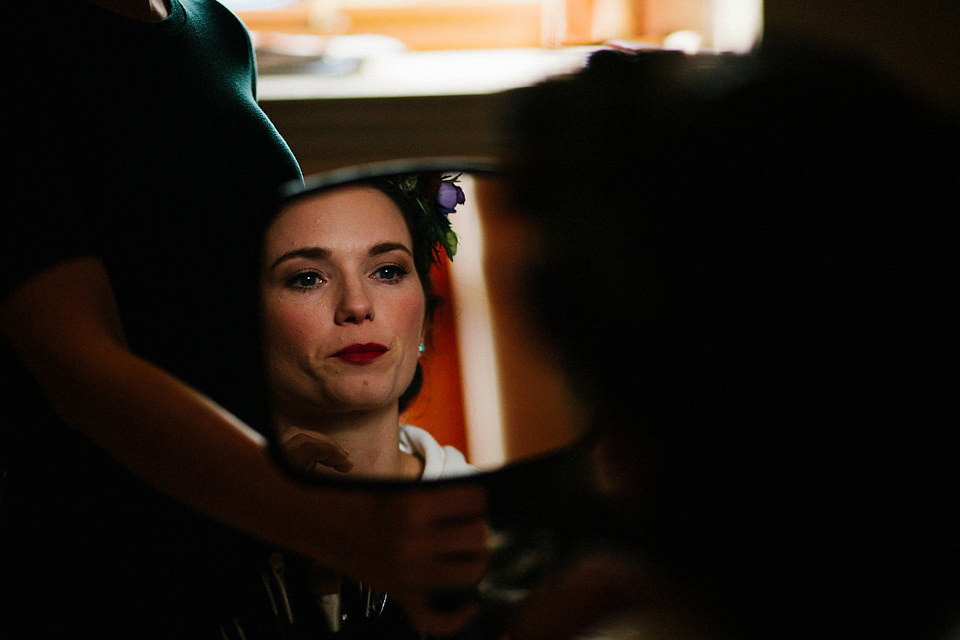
[1,1,302,637]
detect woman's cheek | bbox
[267,299,325,359]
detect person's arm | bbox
[0,256,488,635]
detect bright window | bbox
[227,0,762,53]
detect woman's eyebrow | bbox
[369,242,413,258]
[269,246,329,271]
[269,243,410,271]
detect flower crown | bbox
[384,173,464,268]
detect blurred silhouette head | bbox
[507,46,960,639]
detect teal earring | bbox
[418,344,425,354]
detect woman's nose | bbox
[334,278,375,325]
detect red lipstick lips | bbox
[333,343,388,364]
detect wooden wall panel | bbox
[260,93,509,175]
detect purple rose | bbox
[436,181,465,215]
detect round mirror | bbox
[260,158,589,484]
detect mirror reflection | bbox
[260,161,581,481]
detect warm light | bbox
[711,0,763,52]
[663,29,702,53]
[661,0,763,53]
[447,176,507,469]
[221,0,298,9]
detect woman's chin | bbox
[315,392,402,417]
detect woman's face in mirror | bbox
[260,186,427,427]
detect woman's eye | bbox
[374,265,407,282]
[287,272,322,289]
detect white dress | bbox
[398,424,478,480]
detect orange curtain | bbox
[401,258,469,457]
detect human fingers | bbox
[403,484,488,531]
[414,518,490,585]
[379,485,490,634]
[280,428,353,473]
[396,485,489,577]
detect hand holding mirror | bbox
[256,158,606,638]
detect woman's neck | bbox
[279,406,423,479]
